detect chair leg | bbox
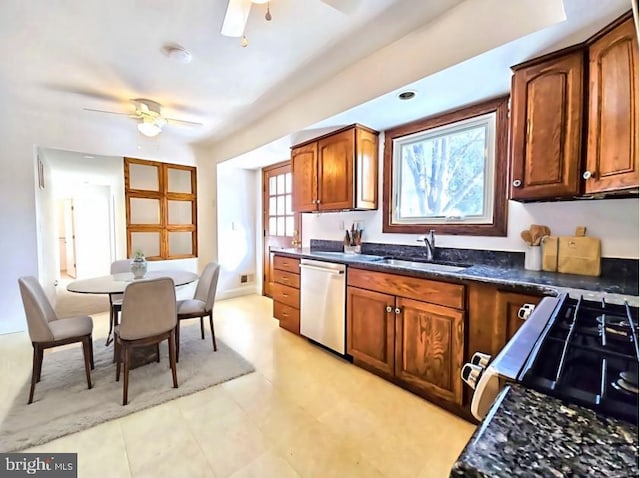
[200,317,205,340]
[115,339,121,382]
[81,336,93,390]
[168,331,178,389]
[175,322,181,363]
[156,343,160,363]
[36,348,44,382]
[89,335,95,370]
[28,345,40,404]
[209,312,217,352]
[106,302,114,346]
[123,345,130,406]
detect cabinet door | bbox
[346,286,395,379]
[355,127,378,210]
[497,291,542,342]
[585,17,638,193]
[510,51,584,200]
[317,129,354,210]
[292,143,318,212]
[394,297,464,405]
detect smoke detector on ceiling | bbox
[162,44,192,64]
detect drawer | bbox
[271,282,300,309]
[273,255,300,274]
[273,269,300,288]
[347,268,465,310]
[274,301,300,334]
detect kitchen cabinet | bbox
[509,12,638,201]
[272,255,301,334]
[510,48,584,200]
[347,268,465,407]
[585,15,638,194]
[291,124,378,212]
[467,283,542,362]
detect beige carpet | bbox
[0,326,255,452]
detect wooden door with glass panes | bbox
[263,161,300,297]
[125,157,197,260]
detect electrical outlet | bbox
[240,274,248,283]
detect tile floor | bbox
[1,294,475,477]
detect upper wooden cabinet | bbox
[585,16,638,193]
[510,49,584,200]
[509,12,638,201]
[291,124,379,212]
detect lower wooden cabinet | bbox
[346,286,395,378]
[346,269,466,408]
[272,255,301,334]
[394,297,464,405]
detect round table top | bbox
[66,270,199,294]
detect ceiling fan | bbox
[221,0,362,40]
[83,98,203,137]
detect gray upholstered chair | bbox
[175,262,220,362]
[106,259,130,346]
[18,276,94,404]
[115,277,178,405]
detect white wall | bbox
[215,162,259,298]
[302,137,640,259]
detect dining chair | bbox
[106,259,130,347]
[18,276,94,404]
[175,262,220,362]
[115,277,178,405]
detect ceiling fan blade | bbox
[83,108,136,117]
[164,117,203,126]
[321,0,362,14]
[221,0,252,37]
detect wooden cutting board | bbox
[541,227,601,276]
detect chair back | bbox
[194,262,220,313]
[111,259,131,274]
[119,277,176,340]
[18,276,55,342]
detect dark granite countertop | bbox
[273,248,639,305]
[450,384,639,478]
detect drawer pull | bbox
[282,312,288,317]
[282,293,289,298]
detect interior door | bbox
[262,161,300,297]
[63,198,77,278]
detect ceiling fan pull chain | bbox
[265,1,272,21]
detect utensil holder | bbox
[524,246,541,271]
[343,245,361,254]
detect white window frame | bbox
[391,112,497,226]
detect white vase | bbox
[524,246,541,271]
[131,258,147,279]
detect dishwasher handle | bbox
[299,264,345,275]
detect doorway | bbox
[262,161,300,297]
[58,198,77,278]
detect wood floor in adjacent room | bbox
[0,294,475,477]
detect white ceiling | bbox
[1,0,633,170]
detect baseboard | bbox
[217,286,259,300]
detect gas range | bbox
[519,294,639,424]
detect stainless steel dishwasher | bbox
[299,259,346,354]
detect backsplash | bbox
[309,239,640,286]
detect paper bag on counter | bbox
[557,227,601,276]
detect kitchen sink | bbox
[379,258,470,272]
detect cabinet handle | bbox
[518,303,536,320]
[583,171,593,180]
[512,179,522,187]
[394,307,401,315]
[385,306,392,313]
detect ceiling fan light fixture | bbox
[137,119,162,137]
[162,44,192,64]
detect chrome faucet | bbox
[418,230,436,261]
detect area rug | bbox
[0,325,255,452]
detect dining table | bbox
[67,270,199,367]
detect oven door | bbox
[463,295,563,420]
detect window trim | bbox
[382,96,509,236]
[124,157,198,260]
